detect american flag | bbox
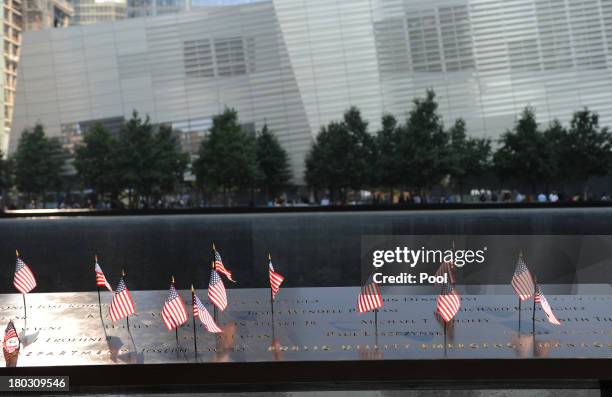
[511,254,535,301]
[95,259,112,292]
[268,259,284,300]
[193,292,222,333]
[434,261,456,285]
[214,249,235,282]
[208,269,227,311]
[357,274,383,313]
[14,256,36,294]
[534,284,561,325]
[436,282,461,322]
[3,320,19,353]
[109,278,136,323]
[161,284,188,331]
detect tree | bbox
[542,119,567,190]
[304,107,376,202]
[152,124,189,198]
[376,114,400,197]
[255,124,292,201]
[396,90,450,195]
[0,151,14,208]
[564,109,612,197]
[448,118,491,192]
[74,123,118,201]
[193,108,257,205]
[343,107,376,190]
[493,107,551,193]
[305,121,353,201]
[13,124,66,206]
[113,111,158,207]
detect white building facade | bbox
[10,0,612,182]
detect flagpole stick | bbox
[443,321,447,356]
[269,254,274,320]
[123,268,129,330]
[532,277,537,328]
[171,275,179,346]
[374,308,379,348]
[211,260,219,323]
[374,308,378,336]
[22,294,26,320]
[191,285,197,356]
[97,287,103,319]
[518,298,522,331]
[95,255,103,319]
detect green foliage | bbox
[564,108,612,185]
[542,119,567,186]
[305,107,376,199]
[13,124,66,201]
[376,114,400,189]
[193,108,258,194]
[255,124,292,199]
[305,121,352,197]
[113,112,157,205]
[396,90,450,192]
[111,112,188,206]
[493,107,552,192]
[74,123,118,198]
[153,124,189,196]
[343,107,376,189]
[448,118,491,189]
[0,151,14,194]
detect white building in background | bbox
[70,0,126,25]
[126,0,190,17]
[10,0,612,183]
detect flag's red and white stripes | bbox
[208,269,227,311]
[14,257,36,294]
[535,285,561,325]
[214,250,235,282]
[193,292,222,333]
[95,260,112,292]
[161,284,188,331]
[511,255,535,301]
[268,260,284,300]
[3,320,19,353]
[436,282,461,322]
[109,278,136,323]
[357,275,383,313]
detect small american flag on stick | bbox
[208,265,227,311]
[109,276,136,323]
[436,282,461,322]
[213,244,235,282]
[268,255,284,300]
[357,274,383,313]
[95,256,112,292]
[14,251,36,294]
[511,253,535,301]
[192,289,222,333]
[534,284,561,325]
[3,320,19,353]
[161,278,188,331]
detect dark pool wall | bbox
[1,208,612,292]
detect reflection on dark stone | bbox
[3,210,612,293]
